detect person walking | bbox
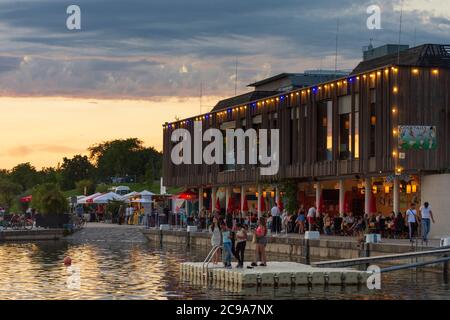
[406,203,419,242]
[419,202,435,243]
[235,224,248,268]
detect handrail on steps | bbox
[202,245,222,279]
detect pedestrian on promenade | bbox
[419,202,435,243]
[307,205,316,231]
[235,224,248,268]
[406,203,419,242]
[221,222,233,268]
[209,217,222,265]
[270,204,281,233]
[250,217,268,267]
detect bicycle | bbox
[4,214,33,230]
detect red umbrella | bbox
[176,189,198,201]
[259,196,266,212]
[318,191,325,213]
[343,191,351,213]
[20,195,32,203]
[277,195,284,211]
[369,193,377,214]
[242,196,249,212]
[215,197,221,211]
[227,196,234,212]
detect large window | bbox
[339,96,351,160]
[317,100,333,161]
[369,89,376,157]
[354,94,360,159]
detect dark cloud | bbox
[0,0,448,98]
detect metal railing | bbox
[202,245,222,280]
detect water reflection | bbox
[0,241,448,300]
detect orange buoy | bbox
[64,256,72,266]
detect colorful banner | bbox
[398,126,437,150]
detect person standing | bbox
[419,202,435,243]
[235,224,248,268]
[307,205,316,231]
[270,204,281,233]
[221,223,233,268]
[250,217,268,267]
[209,217,222,265]
[406,203,419,242]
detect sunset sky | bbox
[0,0,449,169]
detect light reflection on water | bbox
[0,240,448,300]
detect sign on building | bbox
[398,126,437,150]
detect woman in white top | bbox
[210,217,222,264]
[406,203,419,242]
[419,202,435,242]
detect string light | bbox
[412,68,419,75]
[393,86,398,93]
[432,69,439,75]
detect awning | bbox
[20,195,32,203]
[93,192,123,204]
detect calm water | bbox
[0,239,448,300]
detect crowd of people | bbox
[175,200,436,245]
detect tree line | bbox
[0,138,162,212]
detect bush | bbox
[32,183,68,215]
[95,183,109,193]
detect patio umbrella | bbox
[369,193,377,214]
[318,191,325,213]
[175,189,198,201]
[227,196,234,212]
[20,195,32,203]
[259,196,266,212]
[343,191,351,213]
[242,196,249,212]
[215,197,221,211]
[277,195,284,211]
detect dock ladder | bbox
[202,245,222,281]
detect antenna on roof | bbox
[413,27,417,47]
[334,18,340,77]
[199,81,203,114]
[397,0,404,65]
[234,57,238,96]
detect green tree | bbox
[89,138,162,182]
[0,178,22,211]
[39,189,68,215]
[281,180,299,214]
[60,155,95,190]
[31,183,60,213]
[9,163,40,191]
[75,179,96,195]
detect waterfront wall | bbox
[143,229,414,261]
[422,174,450,238]
[0,229,65,241]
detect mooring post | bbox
[444,254,449,283]
[304,238,310,265]
[364,242,371,270]
[186,231,191,249]
[159,229,163,247]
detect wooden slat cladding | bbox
[163,66,450,188]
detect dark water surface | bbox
[0,239,448,300]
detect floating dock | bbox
[180,261,370,292]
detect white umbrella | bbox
[78,193,102,204]
[140,190,155,197]
[93,192,123,204]
[131,198,152,204]
[120,191,139,201]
